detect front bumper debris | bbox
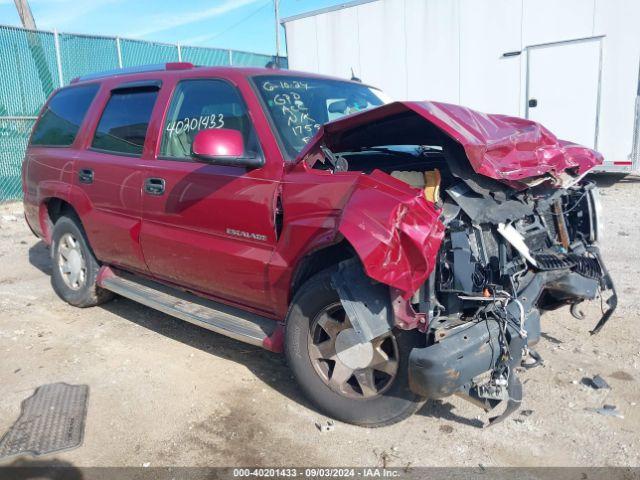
[407,251,617,426]
[408,319,503,399]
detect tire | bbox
[50,215,114,308]
[285,268,426,427]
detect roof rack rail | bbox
[71,62,194,83]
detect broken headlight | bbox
[587,186,603,243]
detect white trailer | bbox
[282,0,640,173]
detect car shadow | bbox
[588,172,640,188]
[416,400,484,428]
[28,240,52,275]
[0,457,83,479]
[99,297,317,412]
[27,239,313,411]
[28,240,484,428]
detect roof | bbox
[280,0,379,24]
[69,63,364,86]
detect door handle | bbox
[78,169,94,184]
[144,177,166,195]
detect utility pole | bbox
[13,0,37,30]
[274,0,280,67]
[13,0,56,102]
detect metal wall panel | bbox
[318,5,360,79]
[593,0,640,164]
[405,0,459,102]
[522,0,596,47]
[285,16,320,73]
[373,0,408,99]
[283,0,640,172]
[355,1,388,91]
[459,0,522,116]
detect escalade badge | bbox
[226,228,267,242]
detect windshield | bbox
[253,75,390,160]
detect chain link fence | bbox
[0,24,287,202]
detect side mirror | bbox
[191,128,263,168]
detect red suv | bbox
[22,63,616,427]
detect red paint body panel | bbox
[22,65,603,325]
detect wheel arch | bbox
[40,197,83,244]
[288,238,357,303]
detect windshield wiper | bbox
[320,145,349,172]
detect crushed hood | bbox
[298,101,603,187]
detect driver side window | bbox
[160,79,260,160]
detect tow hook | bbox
[521,348,544,369]
[485,373,523,427]
[462,369,524,428]
[588,246,618,335]
[570,302,586,320]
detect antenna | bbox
[274,0,281,68]
[350,68,362,83]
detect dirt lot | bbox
[0,175,639,468]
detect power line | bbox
[207,0,272,42]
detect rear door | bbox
[73,81,160,272]
[139,77,281,313]
[24,83,99,230]
[526,37,602,148]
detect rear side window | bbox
[91,88,158,155]
[31,84,99,147]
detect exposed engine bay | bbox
[318,141,617,426]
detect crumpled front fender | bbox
[338,170,445,299]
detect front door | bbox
[140,78,280,313]
[526,37,602,148]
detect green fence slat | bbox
[0,26,60,117]
[1,25,287,203]
[231,50,272,67]
[120,39,179,67]
[0,118,34,202]
[180,46,230,66]
[58,33,119,84]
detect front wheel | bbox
[285,268,426,427]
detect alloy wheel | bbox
[57,233,87,290]
[308,302,399,399]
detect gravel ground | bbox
[0,174,639,468]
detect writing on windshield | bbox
[254,75,388,159]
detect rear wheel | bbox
[51,215,113,308]
[285,268,426,427]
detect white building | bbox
[282,0,640,172]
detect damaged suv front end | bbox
[294,100,617,425]
[409,176,615,425]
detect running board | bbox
[98,269,277,348]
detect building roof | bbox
[280,0,379,24]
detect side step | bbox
[98,269,277,348]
